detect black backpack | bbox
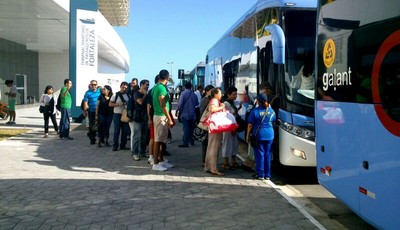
[56,94,61,111]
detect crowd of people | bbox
[33,70,277,177]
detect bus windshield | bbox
[283,10,316,107]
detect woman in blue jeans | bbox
[246,94,276,180]
[96,85,113,147]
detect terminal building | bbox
[0,0,130,106]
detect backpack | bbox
[56,94,61,111]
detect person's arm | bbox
[208,99,225,113]
[61,86,69,98]
[82,93,89,117]
[95,100,100,120]
[136,92,145,105]
[109,94,122,108]
[246,123,253,143]
[147,103,152,125]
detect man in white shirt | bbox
[194,85,203,104]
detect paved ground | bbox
[0,104,323,229]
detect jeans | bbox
[43,112,58,134]
[181,118,195,146]
[98,114,113,141]
[129,120,148,155]
[88,111,97,142]
[113,114,130,149]
[254,140,273,178]
[59,108,71,138]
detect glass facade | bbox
[0,38,39,104]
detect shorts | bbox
[149,122,154,140]
[153,115,169,143]
[8,98,16,111]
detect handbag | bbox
[247,143,255,161]
[121,107,131,122]
[39,105,45,113]
[207,111,238,134]
[249,134,258,148]
[91,120,99,132]
[177,92,193,123]
[193,126,208,142]
[197,103,212,131]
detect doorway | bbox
[15,74,27,104]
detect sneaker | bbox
[6,121,11,125]
[152,163,167,171]
[11,121,16,125]
[147,157,154,165]
[264,177,270,180]
[131,154,140,161]
[160,161,174,169]
[252,174,265,180]
[44,133,49,138]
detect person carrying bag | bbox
[246,94,276,180]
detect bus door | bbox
[222,59,239,92]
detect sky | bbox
[115,0,258,86]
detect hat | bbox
[257,94,268,103]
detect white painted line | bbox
[266,179,327,230]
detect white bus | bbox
[205,0,317,166]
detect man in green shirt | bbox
[59,79,73,140]
[152,69,174,171]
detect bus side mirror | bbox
[265,24,285,64]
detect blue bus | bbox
[315,0,400,228]
[204,0,317,166]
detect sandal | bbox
[223,163,232,170]
[232,162,240,168]
[210,171,224,176]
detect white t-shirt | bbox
[110,92,130,114]
[9,85,17,98]
[194,90,202,104]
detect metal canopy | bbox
[98,0,129,26]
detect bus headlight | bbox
[280,121,315,140]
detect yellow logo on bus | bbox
[323,39,336,68]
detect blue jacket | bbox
[247,106,276,141]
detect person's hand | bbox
[246,135,250,143]
[168,120,174,128]
[82,110,87,117]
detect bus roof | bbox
[211,0,317,51]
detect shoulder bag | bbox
[118,93,131,122]
[177,92,193,122]
[249,108,268,148]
